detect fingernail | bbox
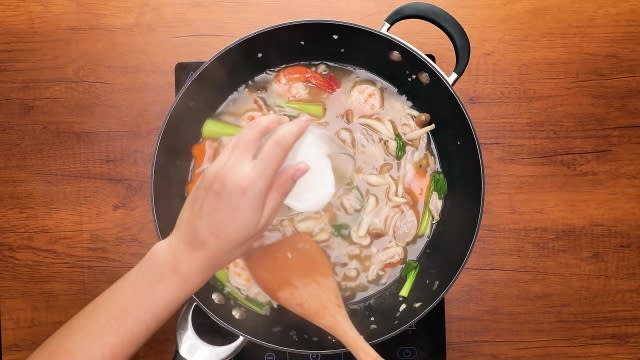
[278,115,289,124]
[298,115,313,123]
[292,163,309,180]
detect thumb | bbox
[259,162,309,228]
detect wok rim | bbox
[150,18,485,353]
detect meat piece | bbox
[393,207,418,246]
[349,80,383,115]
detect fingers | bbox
[256,115,312,180]
[208,114,287,171]
[231,114,288,160]
[259,162,309,228]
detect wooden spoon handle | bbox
[330,320,383,360]
[341,335,383,360]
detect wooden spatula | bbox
[244,233,383,360]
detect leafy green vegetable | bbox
[416,171,447,237]
[212,270,272,316]
[214,269,229,284]
[399,260,420,298]
[416,207,433,237]
[285,101,326,118]
[201,118,241,138]
[431,171,448,199]
[395,133,406,160]
[332,223,351,238]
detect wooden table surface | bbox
[1,0,639,358]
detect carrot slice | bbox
[185,172,202,194]
[406,169,430,203]
[191,141,207,170]
[384,258,405,270]
[186,140,213,195]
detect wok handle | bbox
[173,298,247,360]
[381,2,470,85]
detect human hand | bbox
[166,114,311,281]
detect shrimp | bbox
[271,65,338,100]
[349,80,383,115]
[228,258,272,303]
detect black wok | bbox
[152,2,483,356]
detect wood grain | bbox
[1,0,639,359]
